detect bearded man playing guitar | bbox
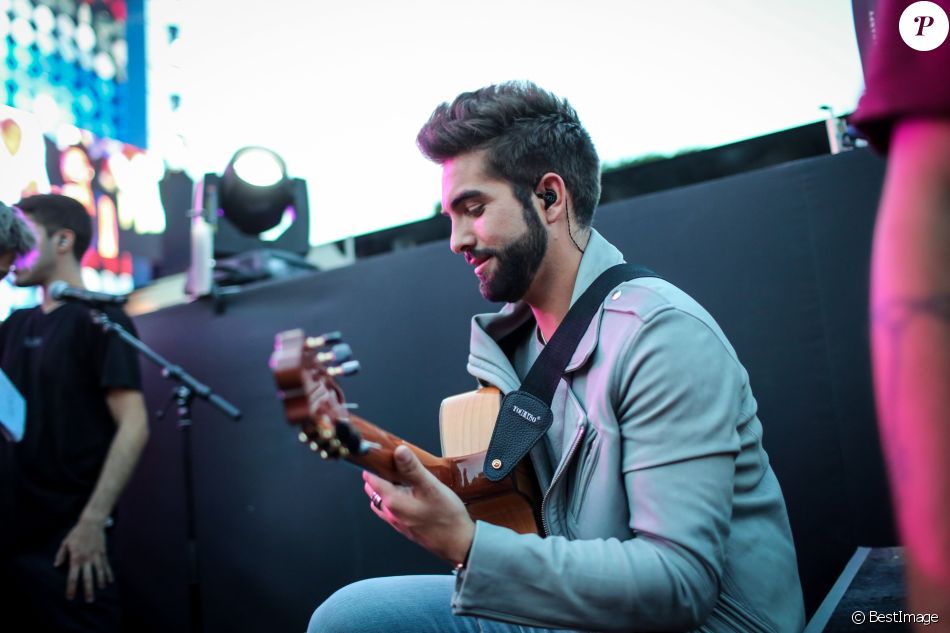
[304,82,805,632]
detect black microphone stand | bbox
[90,309,241,633]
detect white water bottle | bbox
[185,176,216,298]
[185,209,213,298]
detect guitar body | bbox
[439,388,542,535]
[455,456,542,535]
[271,329,543,535]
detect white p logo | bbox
[900,1,950,51]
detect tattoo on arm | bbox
[871,293,950,483]
[873,294,950,333]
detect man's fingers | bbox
[364,481,392,513]
[365,484,406,532]
[65,562,80,600]
[54,542,67,567]
[363,470,397,497]
[104,558,115,584]
[83,562,95,602]
[368,491,386,517]
[363,481,377,502]
[393,445,429,487]
[93,556,107,589]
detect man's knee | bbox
[307,575,454,633]
[307,579,378,633]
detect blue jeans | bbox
[308,575,574,633]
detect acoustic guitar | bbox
[270,329,542,535]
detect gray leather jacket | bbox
[452,230,805,632]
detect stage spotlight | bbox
[231,147,284,186]
[186,147,313,297]
[219,146,294,235]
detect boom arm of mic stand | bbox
[90,310,242,421]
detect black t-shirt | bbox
[0,302,142,547]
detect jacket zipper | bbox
[540,424,586,536]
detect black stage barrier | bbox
[116,149,893,632]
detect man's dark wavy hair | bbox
[16,194,92,262]
[416,81,601,227]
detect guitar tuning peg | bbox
[316,343,353,365]
[327,360,360,377]
[358,439,381,455]
[309,441,319,452]
[331,343,352,361]
[344,403,359,410]
[306,331,343,348]
[298,432,309,443]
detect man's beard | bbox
[477,206,548,303]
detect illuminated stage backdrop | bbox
[1,103,165,318]
[1,0,146,147]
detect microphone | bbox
[48,281,128,306]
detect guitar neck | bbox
[270,330,541,535]
[343,414,453,484]
[342,414,508,503]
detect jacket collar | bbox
[467,229,626,391]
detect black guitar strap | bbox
[483,263,659,481]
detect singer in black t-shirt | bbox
[0,194,148,633]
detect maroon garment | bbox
[852,0,950,152]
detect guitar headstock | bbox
[270,329,364,460]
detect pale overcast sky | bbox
[147,1,864,244]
